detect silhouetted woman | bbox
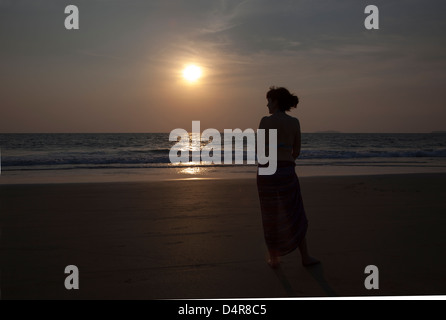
[257,86,319,268]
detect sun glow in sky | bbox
[182,65,202,82]
[1,1,446,133]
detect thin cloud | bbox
[78,50,128,61]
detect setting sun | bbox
[183,65,202,82]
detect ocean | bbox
[1,133,446,182]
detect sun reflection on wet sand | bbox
[173,166,223,181]
[179,167,205,175]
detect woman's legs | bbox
[298,237,320,266]
[267,238,319,268]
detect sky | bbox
[1,0,446,133]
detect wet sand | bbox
[1,173,445,299]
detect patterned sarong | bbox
[256,161,308,256]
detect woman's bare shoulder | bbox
[285,114,300,125]
[260,116,271,123]
[259,115,270,128]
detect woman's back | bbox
[260,112,301,163]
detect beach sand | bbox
[1,173,445,299]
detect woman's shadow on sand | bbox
[273,262,338,297]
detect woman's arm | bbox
[292,118,301,159]
[259,116,269,141]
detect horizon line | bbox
[1,131,444,135]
